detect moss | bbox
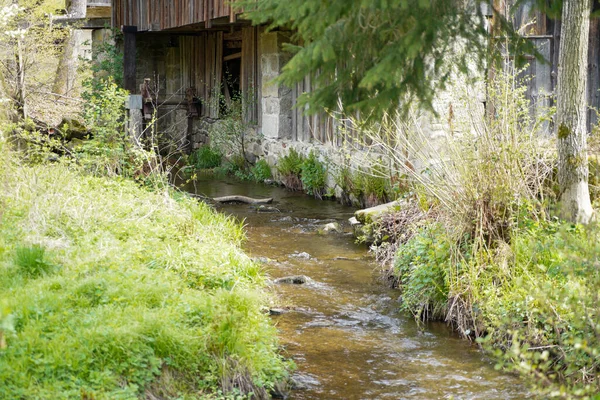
[558,123,571,140]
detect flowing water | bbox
[186,177,529,400]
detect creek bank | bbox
[0,156,287,399]
[364,203,600,397]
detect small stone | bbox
[274,275,309,284]
[269,308,287,315]
[257,205,281,213]
[253,256,276,264]
[290,252,311,259]
[348,216,361,226]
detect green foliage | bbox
[300,151,326,198]
[476,221,600,398]
[250,159,272,182]
[83,28,124,91]
[393,224,451,321]
[210,99,249,161]
[353,166,392,206]
[277,148,305,191]
[13,245,55,278]
[277,148,304,177]
[79,78,150,179]
[334,163,392,207]
[190,146,223,170]
[0,149,288,398]
[237,0,489,118]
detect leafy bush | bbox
[353,166,392,207]
[250,159,272,182]
[190,146,222,169]
[300,151,326,198]
[478,222,600,398]
[79,78,151,179]
[83,28,124,91]
[0,149,288,398]
[277,148,304,191]
[393,224,451,321]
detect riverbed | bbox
[186,177,528,399]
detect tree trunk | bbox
[556,0,595,223]
[53,0,86,96]
[15,36,27,120]
[587,17,600,132]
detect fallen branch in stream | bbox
[213,195,273,204]
[185,192,273,205]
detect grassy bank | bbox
[359,71,600,398]
[384,215,600,398]
[0,142,287,399]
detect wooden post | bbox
[122,26,137,93]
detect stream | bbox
[186,177,529,399]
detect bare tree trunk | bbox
[53,0,86,96]
[587,17,600,132]
[556,0,595,223]
[15,36,27,120]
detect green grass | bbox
[189,146,223,170]
[0,144,287,399]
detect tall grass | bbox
[341,69,599,396]
[0,140,287,399]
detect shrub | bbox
[79,78,151,179]
[353,166,392,207]
[190,146,222,169]
[393,224,451,321]
[277,148,304,191]
[300,151,326,198]
[250,159,272,182]
[478,221,600,398]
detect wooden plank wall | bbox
[291,75,337,145]
[241,26,261,124]
[113,0,232,31]
[176,32,223,118]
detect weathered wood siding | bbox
[241,26,261,124]
[113,0,234,31]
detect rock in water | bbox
[269,308,287,315]
[322,222,341,233]
[274,275,309,284]
[290,252,311,259]
[354,200,403,224]
[257,205,281,213]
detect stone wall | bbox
[130,28,484,193]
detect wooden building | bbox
[110,0,600,156]
[111,0,338,153]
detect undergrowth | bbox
[300,151,326,198]
[0,141,288,399]
[190,146,223,170]
[354,68,600,397]
[277,148,304,191]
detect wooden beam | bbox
[223,52,242,61]
[122,26,137,93]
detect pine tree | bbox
[238,0,491,116]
